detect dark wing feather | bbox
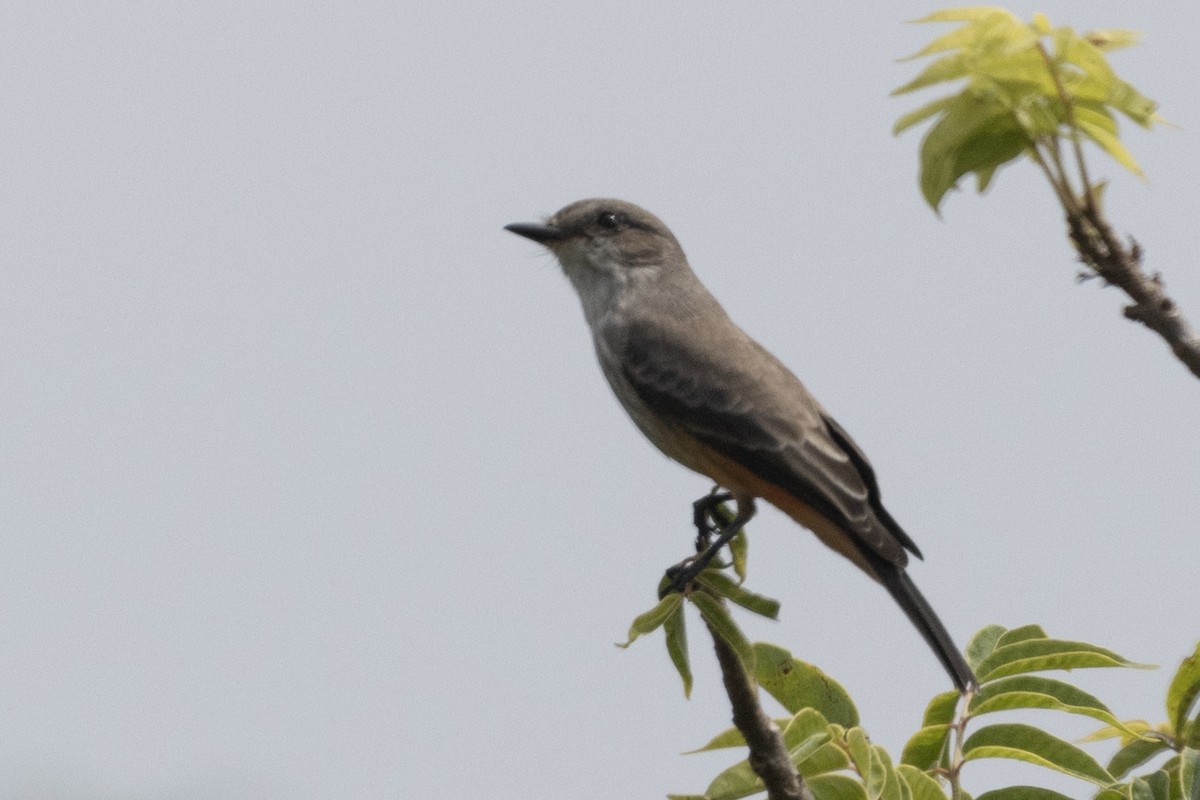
[821,414,923,560]
[619,320,913,566]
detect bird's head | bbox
[505,198,684,281]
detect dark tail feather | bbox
[879,567,977,692]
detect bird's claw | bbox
[659,558,701,598]
[692,491,734,547]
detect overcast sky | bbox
[3,2,1197,798]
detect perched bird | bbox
[505,198,976,692]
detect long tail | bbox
[879,566,977,692]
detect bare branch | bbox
[1067,208,1200,380]
[704,612,812,800]
[1026,38,1200,379]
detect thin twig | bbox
[945,689,977,800]
[1037,41,1098,212]
[1042,135,1080,212]
[1030,40,1200,379]
[1066,209,1200,379]
[704,612,812,800]
[1027,145,1076,211]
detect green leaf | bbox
[909,7,1019,25]
[1058,31,1156,128]
[663,597,692,697]
[899,26,980,62]
[892,53,971,96]
[810,774,870,800]
[975,48,1057,95]
[918,91,1029,210]
[922,122,1028,209]
[923,690,962,727]
[899,9,1019,61]
[1031,13,1053,36]
[1089,178,1110,213]
[785,709,851,776]
[970,674,1138,734]
[975,162,1000,192]
[997,625,1049,647]
[963,723,1114,784]
[1102,78,1158,127]
[755,643,859,727]
[1108,737,1171,779]
[1131,770,1171,800]
[1085,29,1143,52]
[690,729,852,800]
[691,592,756,673]
[685,708,833,759]
[1074,99,1118,130]
[902,725,952,770]
[847,727,872,781]
[897,765,949,800]
[785,707,833,741]
[975,787,1077,800]
[1058,32,1118,87]
[1077,114,1144,175]
[1180,748,1199,800]
[870,744,904,800]
[1167,643,1200,737]
[1084,720,1157,743]
[617,593,683,647]
[696,571,780,619]
[702,758,763,800]
[684,725,748,754]
[975,638,1151,682]
[966,625,1009,670]
[707,496,736,526]
[894,95,959,136]
[788,730,835,771]
[1010,96,1062,138]
[729,527,749,582]
[792,719,849,777]
[801,740,854,777]
[902,690,960,767]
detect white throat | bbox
[555,239,650,329]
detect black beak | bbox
[504,221,568,244]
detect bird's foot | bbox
[662,495,753,599]
[691,490,734,550]
[660,557,706,598]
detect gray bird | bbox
[506,198,976,692]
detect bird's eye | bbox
[597,211,620,229]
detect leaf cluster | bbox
[624,576,1198,800]
[904,624,1153,798]
[618,528,779,699]
[621,421,1197,800]
[1087,641,1200,800]
[892,7,1159,211]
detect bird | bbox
[504,198,976,692]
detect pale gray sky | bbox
[3,2,1197,798]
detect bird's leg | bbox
[663,498,756,597]
[692,489,734,550]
